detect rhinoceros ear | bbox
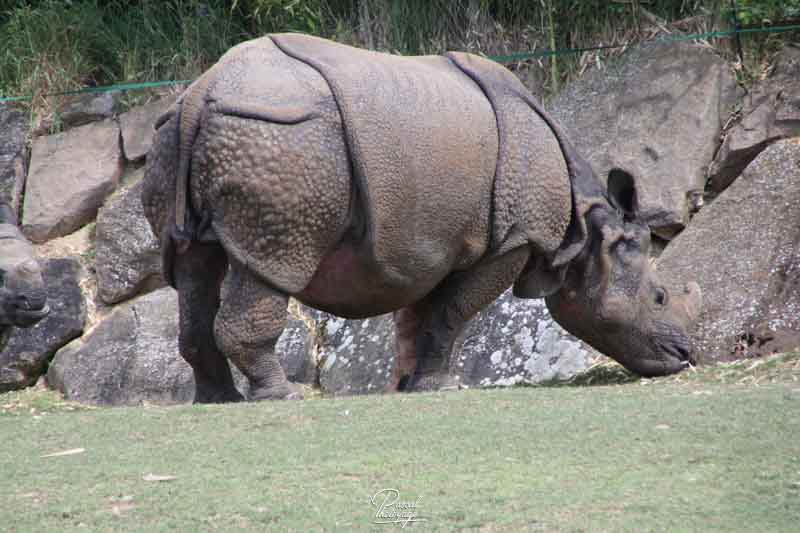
[0,203,16,225]
[607,168,638,221]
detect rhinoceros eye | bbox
[654,287,668,306]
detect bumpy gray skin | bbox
[0,203,49,345]
[142,34,701,402]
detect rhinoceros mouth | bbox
[660,340,696,366]
[632,338,696,377]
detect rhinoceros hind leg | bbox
[175,243,243,403]
[386,306,424,392]
[400,247,531,392]
[214,261,301,401]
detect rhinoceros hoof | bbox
[249,383,304,401]
[407,372,462,393]
[194,387,245,404]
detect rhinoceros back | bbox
[271,33,498,287]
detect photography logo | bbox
[371,488,427,528]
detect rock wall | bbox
[658,139,800,362]
[550,40,739,239]
[708,46,800,193]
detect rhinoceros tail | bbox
[175,75,213,235]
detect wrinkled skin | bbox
[545,170,702,377]
[142,35,701,402]
[0,204,49,338]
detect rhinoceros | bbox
[0,203,49,341]
[142,34,702,402]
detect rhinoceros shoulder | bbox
[446,52,573,259]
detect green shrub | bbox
[0,0,796,107]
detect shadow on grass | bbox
[541,360,642,387]
[559,361,642,386]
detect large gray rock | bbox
[550,41,737,239]
[59,92,118,129]
[95,175,164,304]
[278,302,319,384]
[47,289,318,405]
[119,97,176,162]
[0,258,86,393]
[709,45,800,193]
[317,312,395,395]
[47,288,192,405]
[0,104,28,220]
[23,119,122,243]
[47,289,194,405]
[453,290,596,387]
[313,292,596,395]
[658,139,800,363]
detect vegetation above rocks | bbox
[1,0,798,115]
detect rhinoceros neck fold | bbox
[445,51,572,259]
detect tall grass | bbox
[0,0,794,107]
[0,1,250,98]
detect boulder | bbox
[0,258,86,392]
[453,290,597,387]
[313,291,596,395]
[22,119,123,243]
[550,40,738,239]
[47,288,193,405]
[317,312,395,395]
[278,301,319,384]
[95,174,164,304]
[119,97,176,162]
[0,104,28,220]
[59,92,118,129]
[709,45,800,193]
[47,289,319,405]
[658,139,800,362]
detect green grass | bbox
[2,355,800,531]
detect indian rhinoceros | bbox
[142,34,702,402]
[0,203,49,342]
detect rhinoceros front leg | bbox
[390,247,531,392]
[214,261,301,401]
[175,243,243,403]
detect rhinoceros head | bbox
[545,166,701,377]
[0,204,49,328]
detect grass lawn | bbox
[2,354,799,532]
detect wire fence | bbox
[0,19,798,105]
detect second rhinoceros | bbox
[142,34,702,402]
[0,203,49,341]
